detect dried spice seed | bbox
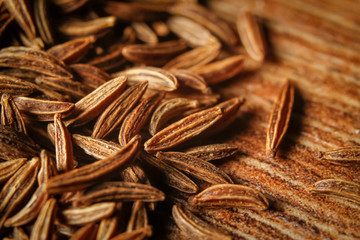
[115,66,178,92]
[61,203,115,226]
[172,204,232,240]
[131,21,158,44]
[266,79,294,158]
[119,92,164,145]
[34,0,54,44]
[145,107,222,152]
[126,201,148,232]
[157,151,233,185]
[29,198,57,240]
[77,181,165,205]
[185,143,238,161]
[188,184,269,210]
[110,226,152,240]
[92,81,148,139]
[318,146,360,164]
[0,158,26,183]
[0,47,73,78]
[96,217,118,240]
[236,10,266,62]
[54,113,75,172]
[70,64,110,89]
[70,222,99,240]
[1,93,27,134]
[52,0,89,13]
[310,179,360,204]
[46,135,140,194]
[141,152,198,194]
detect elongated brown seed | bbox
[157,151,233,185]
[1,93,27,134]
[92,81,148,139]
[185,143,238,161]
[29,198,57,240]
[46,135,140,194]
[145,107,222,152]
[172,204,232,240]
[54,113,74,172]
[0,158,26,183]
[236,10,266,62]
[188,184,269,210]
[318,146,360,164]
[266,79,294,157]
[310,179,360,204]
[70,222,99,240]
[77,181,165,205]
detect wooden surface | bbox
[161,0,360,239]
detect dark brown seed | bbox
[47,36,96,64]
[122,40,187,66]
[46,135,140,194]
[70,222,99,240]
[0,47,73,78]
[87,44,126,72]
[188,184,269,210]
[185,143,238,161]
[77,181,165,205]
[266,79,294,157]
[119,92,164,145]
[0,74,35,96]
[70,64,110,89]
[157,151,233,185]
[52,0,89,13]
[1,93,27,134]
[65,76,127,127]
[141,152,198,194]
[92,81,148,139]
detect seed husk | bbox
[318,146,360,165]
[29,198,57,240]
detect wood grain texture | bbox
[161,0,360,239]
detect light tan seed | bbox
[92,81,148,139]
[236,10,266,62]
[157,151,233,185]
[54,113,75,172]
[14,96,74,121]
[1,93,27,134]
[72,134,121,159]
[172,204,232,240]
[188,184,269,210]
[96,217,118,240]
[166,15,220,48]
[46,135,140,194]
[34,0,54,44]
[149,98,199,136]
[0,157,40,230]
[165,92,220,107]
[141,152,198,194]
[169,3,237,46]
[122,40,187,66]
[59,16,116,37]
[266,79,294,157]
[127,201,148,232]
[131,22,158,44]
[310,179,360,204]
[47,36,96,64]
[3,0,36,39]
[152,21,169,37]
[65,76,127,127]
[115,66,178,92]
[170,70,212,94]
[61,202,116,226]
[119,92,164,145]
[29,198,57,240]
[38,149,58,185]
[193,55,245,84]
[0,158,26,183]
[77,181,165,205]
[318,146,360,164]
[185,143,238,161]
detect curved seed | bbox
[185,143,238,161]
[30,198,57,240]
[319,146,360,165]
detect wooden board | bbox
[159,0,360,239]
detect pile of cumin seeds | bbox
[1,0,359,239]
